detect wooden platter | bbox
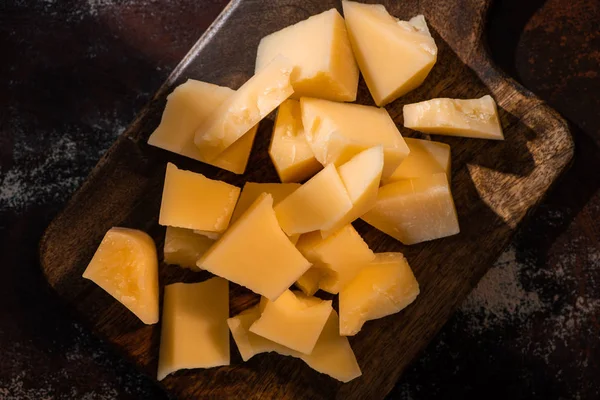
[39,0,574,399]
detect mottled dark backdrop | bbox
[0,0,599,399]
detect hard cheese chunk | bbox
[295,267,324,296]
[322,146,384,236]
[230,182,301,224]
[256,9,359,102]
[274,164,353,235]
[342,1,437,106]
[230,182,301,244]
[249,291,332,354]
[194,56,294,160]
[269,99,322,183]
[229,305,361,382]
[383,138,451,184]
[159,163,240,234]
[198,193,311,301]
[296,225,374,294]
[339,253,419,336]
[82,227,158,324]
[157,278,229,380]
[163,227,214,270]
[301,97,409,178]
[362,173,459,245]
[147,80,258,174]
[403,95,504,140]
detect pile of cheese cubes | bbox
[82,1,504,384]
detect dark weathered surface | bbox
[36,0,573,399]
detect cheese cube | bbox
[342,1,437,106]
[230,182,301,244]
[274,164,353,235]
[227,305,293,361]
[321,146,383,237]
[198,193,311,300]
[147,80,258,174]
[294,267,324,296]
[158,163,240,234]
[230,182,300,224]
[249,291,332,354]
[362,173,460,245]
[157,278,229,380]
[296,225,374,294]
[300,97,409,178]
[403,95,504,140]
[256,9,359,102]
[229,306,361,382]
[163,227,214,270]
[339,253,419,336]
[269,100,322,183]
[194,56,294,160]
[82,227,159,324]
[383,138,451,184]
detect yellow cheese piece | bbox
[321,146,383,237]
[294,266,324,296]
[296,225,374,294]
[256,9,359,102]
[194,56,294,160]
[383,138,451,184]
[403,95,504,140]
[198,193,311,300]
[339,253,419,336]
[274,164,353,235]
[82,227,158,324]
[249,291,332,354]
[269,99,322,183]
[230,182,301,244]
[157,278,229,380]
[300,97,409,178]
[362,173,460,245]
[342,1,437,106]
[163,227,214,270]
[230,182,301,223]
[229,306,361,382]
[158,163,240,234]
[147,80,258,174]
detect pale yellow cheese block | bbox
[294,266,324,296]
[269,99,322,183]
[229,305,361,382]
[230,182,301,224]
[249,291,332,354]
[362,173,460,245]
[321,146,384,237]
[82,227,158,325]
[300,97,409,178]
[198,193,311,301]
[403,95,504,139]
[342,1,437,106]
[194,56,294,160]
[256,9,359,102]
[383,138,451,184]
[339,253,419,336]
[274,164,353,235]
[230,182,301,244]
[147,79,258,174]
[296,224,374,294]
[158,163,240,234]
[157,278,229,380]
[163,227,214,270]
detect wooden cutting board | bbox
[39,0,574,399]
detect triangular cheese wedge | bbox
[82,227,158,324]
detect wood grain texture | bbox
[39,0,574,399]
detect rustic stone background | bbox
[0,0,598,399]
